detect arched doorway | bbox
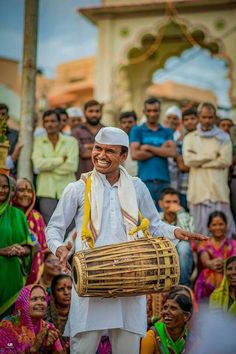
[112,18,233,121]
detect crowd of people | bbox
[0,98,236,353]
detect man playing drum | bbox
[46,127,207,354]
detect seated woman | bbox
[13,178,47,284]
[46,274,72,352]
[0,284,64,353]
[39,251,62,295]
[141,293,193,354]
[0,173,33,319]
[195,211,236,301]
[210,255,236,318]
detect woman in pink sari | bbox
[13,178,47,284]
[195,211,236,301]
[0,284,64,353]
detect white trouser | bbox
[71,328,141,354]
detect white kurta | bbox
[46,174,178,337]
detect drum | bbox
[72,236,180,298]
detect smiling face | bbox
[226,260,236,288]
[208,216,227,239]
[14,180,34,211]
[29,287,47,319]
[92,143,127,175]
[0,174,10,205]
[54,277,72,307]
[161,299,189,330]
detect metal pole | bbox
[18,0,39,180]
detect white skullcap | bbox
[165,106,182,119]
[95,127,129,148]
[66,107,83,118]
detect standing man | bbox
[175,107,198,209]
[130,97,176,210]
[72,99,104,179]
[119,110,138,176]
[46,127,207,354]
[183,102,236,237]
[32,109,78,224]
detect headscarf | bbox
[165,106,182,120]
[210,255,236,317]
[0,285,47,351]
[196,123,230,144]
[0,173,11,216]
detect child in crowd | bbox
[159,187,194,286]
[195,211,236,301]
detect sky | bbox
[0,0,232,114]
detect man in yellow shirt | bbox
[32,109,78,224]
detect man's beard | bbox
[87,118,100,126]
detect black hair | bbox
[121,146,129,155]
[160,187,180,201]
[119,111,137,122]
[42,109,60,122]
[182,107,197,119]
[166,293,193,317]
[144,97,161,107]
[225,255,236,269]
[84,99,102,111]
[0,103,9,115]
[197,102,216,116]
[55,107,69,117]
[51,274,72,298]
[207,211,227,227]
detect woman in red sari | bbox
[13,178,47,284]
[0,284,64,353]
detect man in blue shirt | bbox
[130,97,176,210]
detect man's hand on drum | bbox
[56,242,73,274]
[174,228,208,241]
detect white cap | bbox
[95,127,129,148]
[66,107,83,118]
[165,106,182,119]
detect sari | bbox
[0,285,62,353]
[13,178,47,284]
[0,174,33,318]
[45,294,70,352]
[195,238,236,301]
[141,321,189,354]
[210,256,236,318]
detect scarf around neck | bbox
[196,123,230,144]
[154,321,188,354]
[80,166,140,248]
[210,256,236,317]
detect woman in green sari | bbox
[0,173,33,318]
[141,293,193,354]
[210,255,236,318]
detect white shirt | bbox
[46,174,178,337]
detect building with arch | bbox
[79,0,236,124]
